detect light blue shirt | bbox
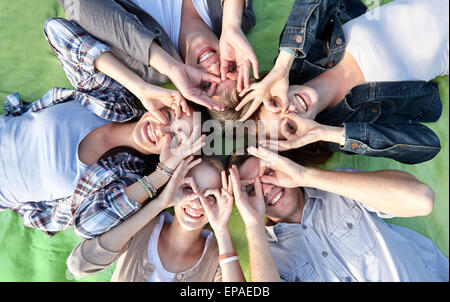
[266,187,449,282]
[0,101,110,208]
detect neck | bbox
[304,51,365,117]
[107,121,139,151]
[160,216,205,256]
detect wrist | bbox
[275,49,295,74]
[244,220,266,234]
[320,124,345,145]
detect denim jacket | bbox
[278,0,442,164]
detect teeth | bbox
[199,51,214,63]
[185,208,203,218]
[270,191,283,205]
[146,124,155,143]
[295,95,308,112]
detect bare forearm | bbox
[222,0,245,28]
[94,51,147,96]
[215,231,246,282]
[245,224,281,282]
[301,168,434,217]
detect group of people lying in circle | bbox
[0,0,448,282]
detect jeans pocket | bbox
[330,205,377,257]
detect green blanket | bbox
[0,0,448,282]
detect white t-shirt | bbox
[130,0,213,51]
[343,0,449,82]
[0,101,110,208]
[147,212,213,282]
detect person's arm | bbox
[200,171,246,281]
[73,131,205,239]
[94,51,188,123]
[220,0,259,91]
[248,146,435,218]
[67,157,201,277]
[229,166,281,282]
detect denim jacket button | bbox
[351,143,359,150]
[327,61,335,68]
[336,38,343,45]
[371,107,379,113]
[295,35,303,43]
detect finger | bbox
[260,175,279,186]
[250,54,259,80]
[220,58,229,82]
[201,71,222,85]
[235,88,257,111]
[207,82,218,98]
[239,82,259,98]
[239,98,262,121]
[237,64,243,93]
[280,94,290,114]
[198,194,213,215]
[259,140,289,152]
[189,134,206,155]
[190,94,224,111]
[242,60,251,91]
[183,176,200,194]
[151,108,168,125]
[247,146,281,164]
[172,103,181,120]
[203,189,221,205]
[227,174,233,193]
[221,170,228,191]
[253,176,264,199]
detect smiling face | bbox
[237,157,304,224]
[173,161,222,231]
[132,106,198,155]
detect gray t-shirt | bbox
[0,101,110,208]
[266,186,449,282]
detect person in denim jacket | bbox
[228,147,449,282]
[234,0,448,164]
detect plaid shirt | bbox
[5,18,150,238]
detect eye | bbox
[200,81,211,92]
[246,184,255,196]
[270,98,279,108]
[206,194,217,203]
[285,119,297,134]
[182,185,193,193]
[264,168,274,176]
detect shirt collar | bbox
[265,187,327,242]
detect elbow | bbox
[413,183,435,216]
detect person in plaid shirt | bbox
[0,18,206,239]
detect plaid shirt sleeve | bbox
[4,18,145,122]
[70,152,148,239]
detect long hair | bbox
[209,86,333,166]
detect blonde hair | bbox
[208,88,260,125]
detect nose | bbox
[287,102,297,114]
[206,62,220,77]
[262,183,275,200]
[188,197,203,209]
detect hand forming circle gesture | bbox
[229,165,266,228]
[247,146,305,188]
[219,26,259,93]
[199,170,234,234]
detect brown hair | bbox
[209,87,333,167]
